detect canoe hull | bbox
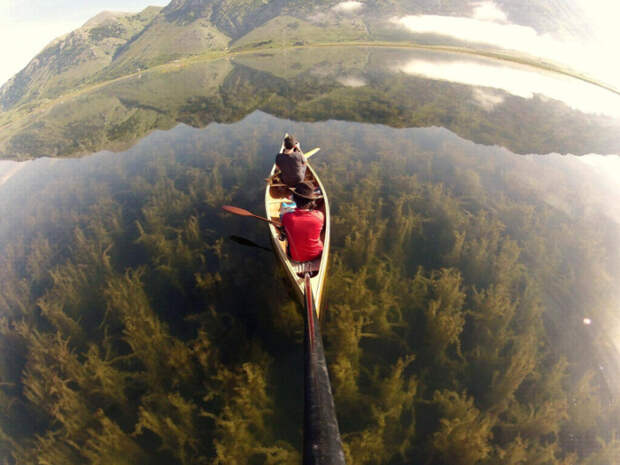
[264,149,330,317]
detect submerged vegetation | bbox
[0,115,619,464]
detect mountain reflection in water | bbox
[2,47,620,159]
[1,50,620,465]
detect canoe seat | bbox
[292,257,321,278]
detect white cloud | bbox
[396,57,620,118]
[571,0,620,86]
[472,1,507,22]
[575,0,620,43]
[394,15,547,51]
[337,76,367,87]
[472,88,505,110]
[574,154,620,224]
[332,1,363,13]
[578,154,620,183]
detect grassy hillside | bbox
[101,16,230,80]
[0,59,233,159]
[231,15,369,51]
[232,46,371,79]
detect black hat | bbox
[289,181,322,200]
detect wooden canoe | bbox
[265,141,330,317]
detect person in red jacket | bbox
[282,181,324,262]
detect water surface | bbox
[1,48,620,464]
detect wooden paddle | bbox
[304,147,320,159]
[222,205,281,227]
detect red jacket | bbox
[282,209,324,262]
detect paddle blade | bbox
[228,235,271,251]
[223,205,281,227]
[222,205,253,216]
[305,147,320,159]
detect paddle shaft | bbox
[248,212,281,227]
[222,205,281,228]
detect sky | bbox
[0,0,169,86]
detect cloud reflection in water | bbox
[395,56,620,118]
[392,0,620,91]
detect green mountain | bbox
[0,0,590,112]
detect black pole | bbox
[303,274,346,465]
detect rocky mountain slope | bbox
[0,0,590,111]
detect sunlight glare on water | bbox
[336,75,367,87]
[0,160,28,187]
[578,154,620,190]
[576,154,620,223]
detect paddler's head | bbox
[290,181,321,209]
[283,135,298,152]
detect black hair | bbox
[293,194,314,209]
[284,135,297,150]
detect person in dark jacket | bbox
[275,134,307,186]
